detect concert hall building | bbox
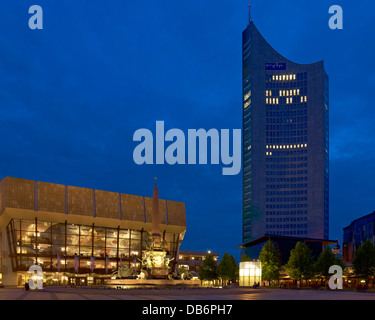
[0,177,186,286]
[242,17,329,255]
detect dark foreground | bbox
[0,287,374,300]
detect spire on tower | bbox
[249,2,251,23]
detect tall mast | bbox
[249,2,251,23]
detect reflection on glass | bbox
[66,225,79,235]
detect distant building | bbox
[0,177,186,286]
[343,211,375,263]
[242,12,329,254]
[178,251,219,278]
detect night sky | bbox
[1,1,374,261]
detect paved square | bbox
[0,287,374,300]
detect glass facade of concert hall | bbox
[6,219,181,273]
[0,177,186,286]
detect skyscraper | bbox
[242,18,329,249]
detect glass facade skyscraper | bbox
[242,21,329,248]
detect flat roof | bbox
[239,234,338,248]
[343,211,375,230]
[0,176,186,233]
[179,250,219,257]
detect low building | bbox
[343,211,375,263]
[178,250,219,278]
[0,177,186,286]
[239,260,261,287]
[240,234,338,265]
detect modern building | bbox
[242,15,329,255]
[239,260,261,287]
[0,177,186,286]
[178,250,219,278]
[343,211,375,263]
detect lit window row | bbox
[267,96,306,105]
[279,89,300,97]
[266,90,272,97]
[266,97,279,105]
[272,74,296,81]
[244,100,251,109]
[244,91,251,101]
[266,144,308,150]
[266,152,273,156]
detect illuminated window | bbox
[244,91,251,101]
[304,96,307,102]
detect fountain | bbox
[106,179,200,288]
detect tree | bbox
[259,240,281,286]
[285,242,315,286]
[218,253,238,286]
[353,239,375,286]
[315,246,346,286]
[241,254,252,262]
[199,253,219,282]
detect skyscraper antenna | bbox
[249,2,251,22]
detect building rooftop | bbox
[0,176,186,234]
[343,211,375,230]
[179,250,219,257]
[239,234,338,248]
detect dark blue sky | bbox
[1,1,374,261]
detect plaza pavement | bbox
[0,287,374,300]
